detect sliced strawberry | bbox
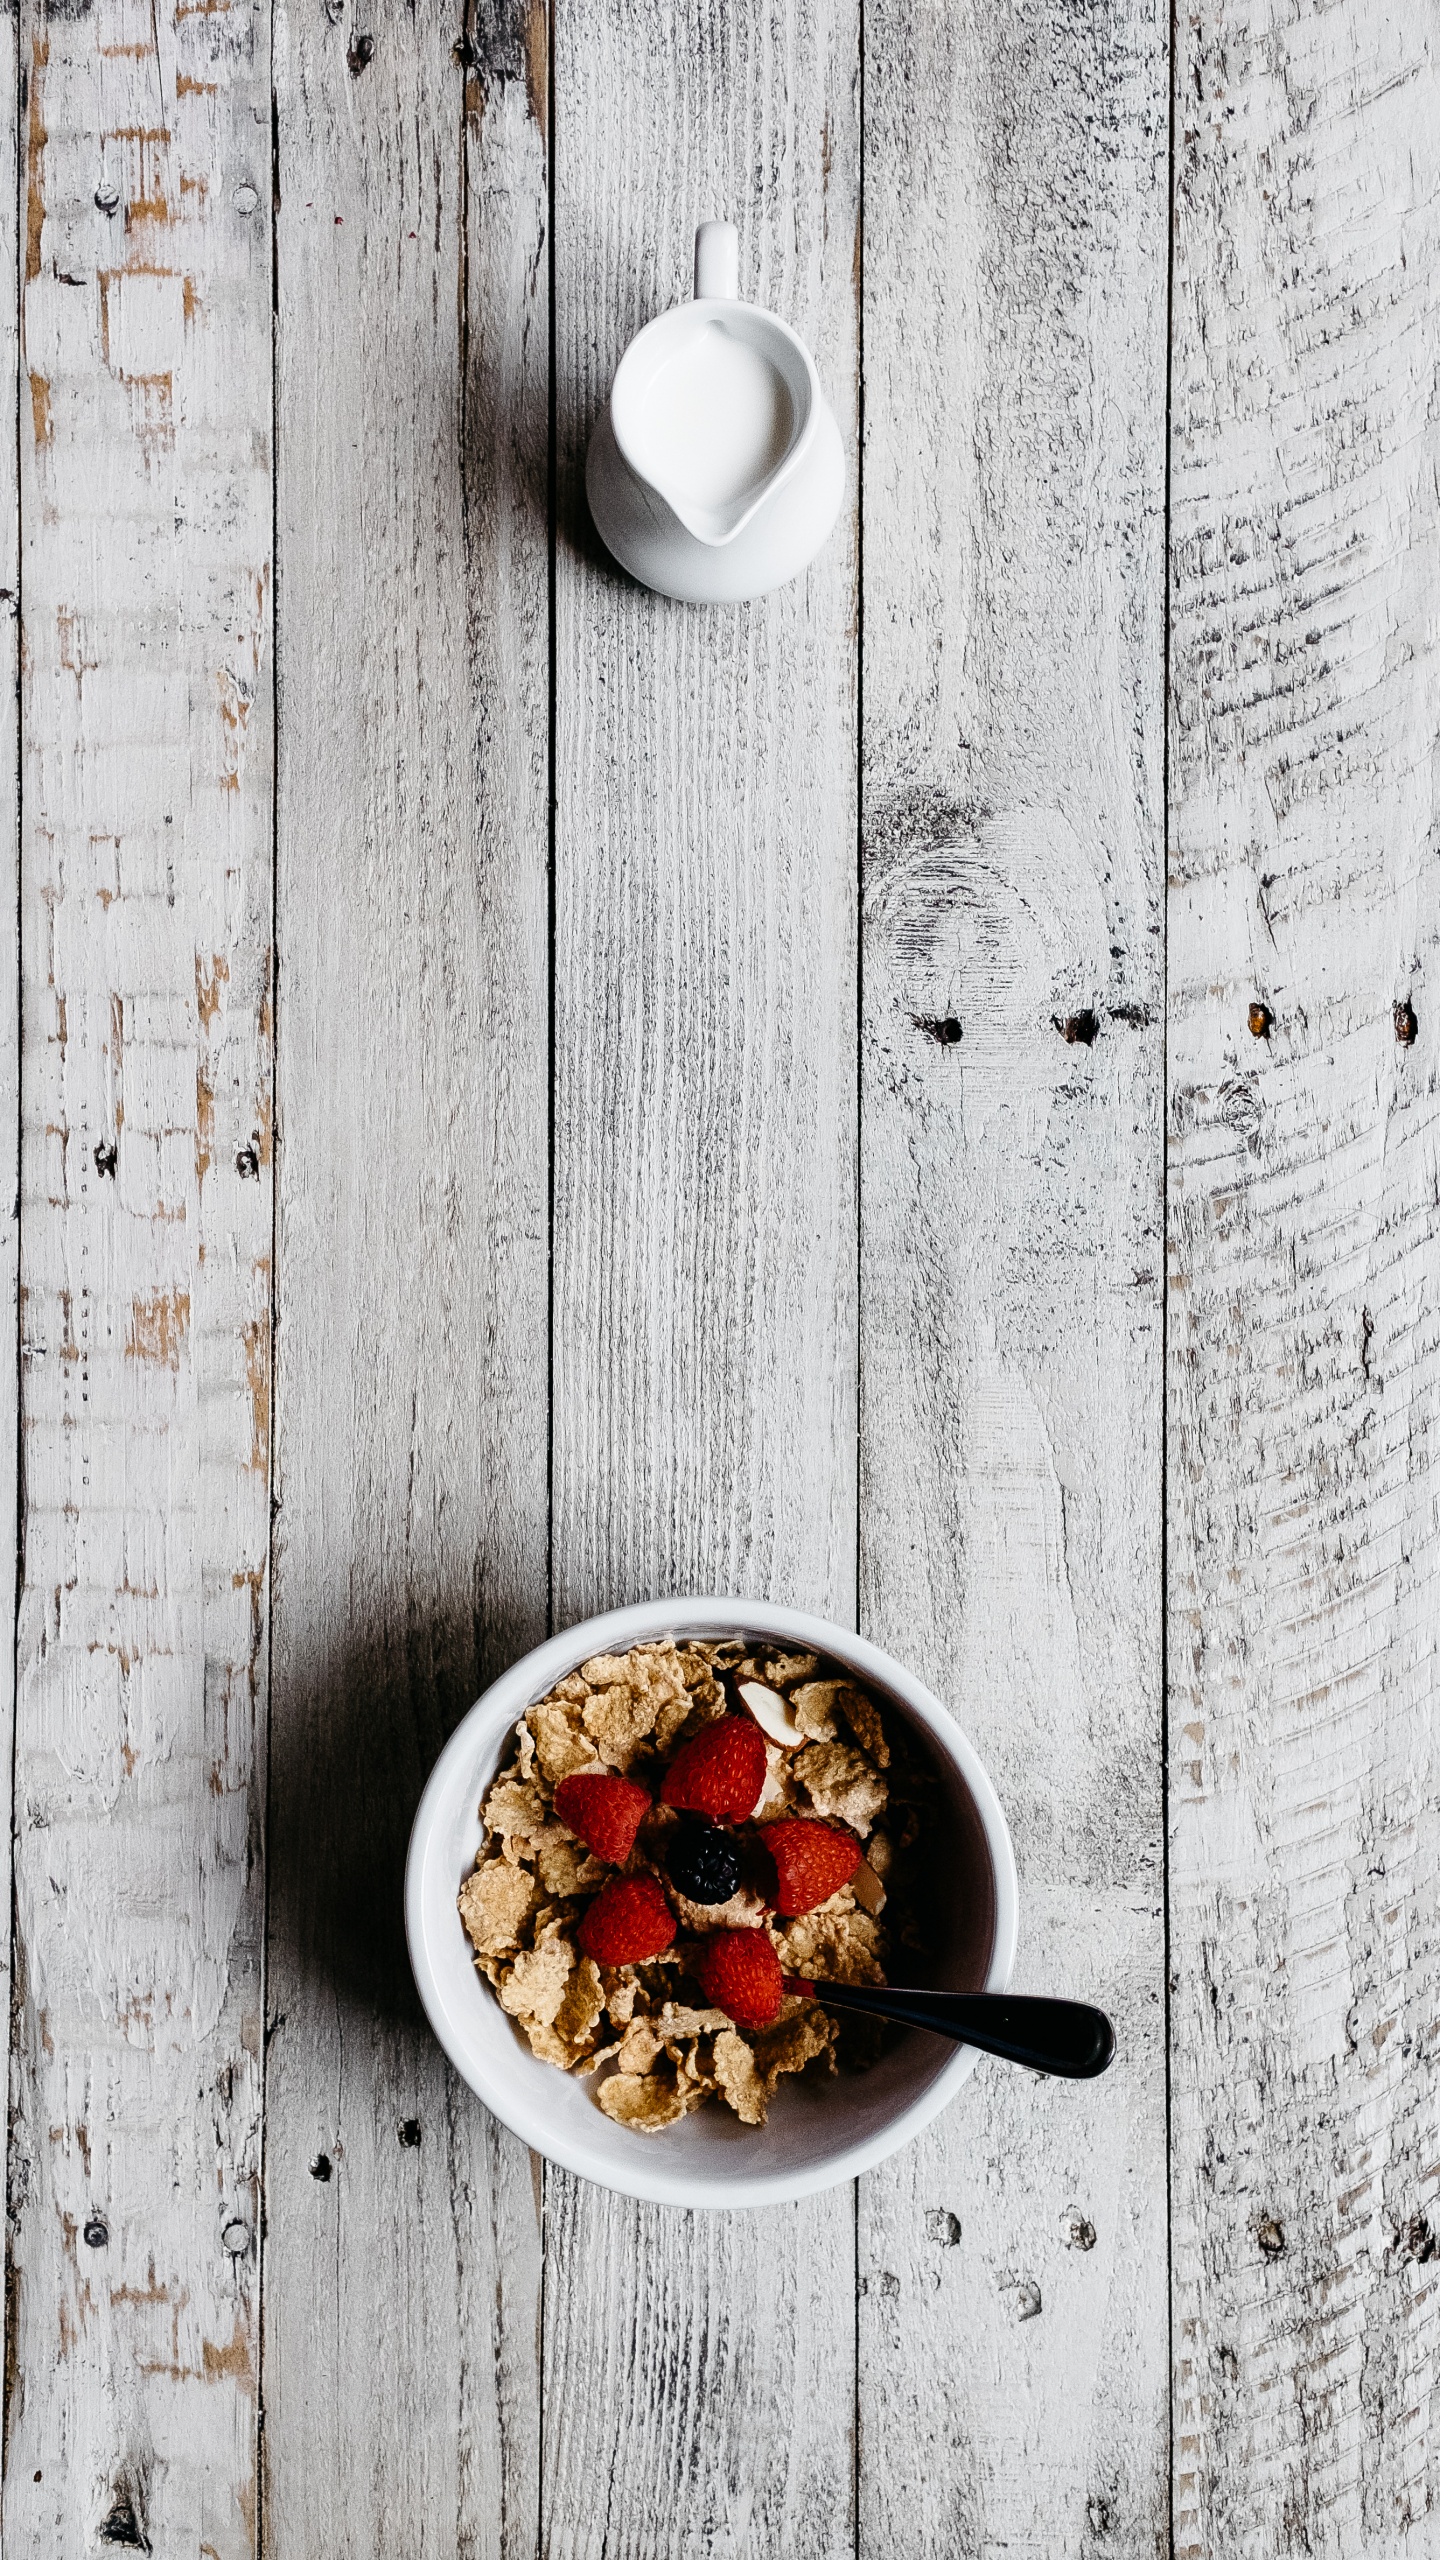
[759,1817,862,1916]
[697,1929,785,2030]
[660,1716,766,1822]
[553,1771,650,1865]
[576,1875,676,1965]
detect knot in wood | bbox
[98,2490,147,2548]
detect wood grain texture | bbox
[12,3,1438,2551]
[542,2,861,2551]
[857,2,1170,2552]
[8,0,274,2549]
[0,0,18,2457]
[262,0,549,2550]
[1168,7,1440,2553]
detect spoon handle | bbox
[785,1981,1115,2079]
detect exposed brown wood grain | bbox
[542,1,862,2550]
[1169,6,1440,2552]
[262,0,549,2550]
[9,0,273,2549]
[857,0,1171,2550]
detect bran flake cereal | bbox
[458,1635,933,2130]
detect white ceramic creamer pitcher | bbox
[586,221,845,604]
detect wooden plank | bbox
[856,1,1170,2551]
[261,0,550,2551]
[8,0,273,2549]
[0,0,19,2449]
[1168,7,1440,2553]
[542,0,861,2548]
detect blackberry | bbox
[666,1824,741,1906]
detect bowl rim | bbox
[405,1596,1018,2208]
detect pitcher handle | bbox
[694,220,739,301]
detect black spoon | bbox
[785,1978,1115,2078]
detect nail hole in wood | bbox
[94,1140,117,1179]
[83,2215,109,2247]
[1248,1002,1272,1039]
[1396,2213,1436,2263]
[398,2118,421,2147]
[236,1145,260,1179]
[1054,1009,1099,1046]
[1063,2211,1096,2251]
[347,30,374,72]
[1395,998,1418,1045]
[310,2153,333,2182]
[925,2207,960,2245]
[912,1015,962,1047]
[1256,2214,1285,2258]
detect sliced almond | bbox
[737,1677,803,1748]
[851,1859,887,1916]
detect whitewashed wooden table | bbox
[7,0,1437,2551]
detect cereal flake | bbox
[528,1699,599,1785]
[794,1741,888,1836]
[598,2072,690,2131]
[458,1859,536,1957]
[498,1934,574,2027]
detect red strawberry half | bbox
[554,1771,650,1865]
[759,1818,861,1916]
[577,1875,676,1966]
[697,1930,785,2031]
[660,1716,767,1822]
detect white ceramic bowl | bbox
[405,1597,1017,2209]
